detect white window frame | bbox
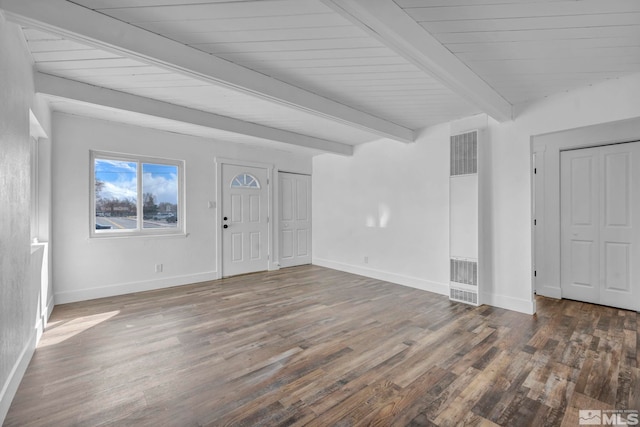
[90,151,185,238]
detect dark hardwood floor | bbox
[4,265,639,426]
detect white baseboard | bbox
[54,271,220,304]
[46,296,55,323]
[480,292,536,315]
[312,258,449,296]
[312,258,537,315]
[0,330,36,426]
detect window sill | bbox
[89,231,189,241]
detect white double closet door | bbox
[561,141,640,311]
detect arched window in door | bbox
[230,173,260,189]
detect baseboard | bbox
[46,296,55,323]
[0,330,36,426]
[480,292,536,315]
[312,258,449,296]
[54,271,220,304]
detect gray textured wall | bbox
[0,15,37,417]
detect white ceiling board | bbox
[459,47,640,62]
[137,14,350,33]
[421,13,640,34]
[37,74,352,155]
[25,22,478,132]
[469,58,640,75]
[395,0,573,5]
[198,37,388,55]
[16,0,636,126]
[24,28,375,148]
[399,0,640,105]
[322,0,512,121]
[70,0,480,130]
[179,27,368,44]
[31,49,122,62]
[448,37,640,54]
[70,0,255,8]
[36,58,149,71]
[103,0,331,22]
[47,98,328,155]
[436,25,640,44]
[28,39,94,52]
[217,48,396,63]
[405,1,640,21]
[5,0,414,143]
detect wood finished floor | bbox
[5,265,639,427]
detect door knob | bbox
[223,224,228,229]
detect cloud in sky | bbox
[96,159,178,204]
[143,172,177,204]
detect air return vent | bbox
[450,287,478,305]
[450,258,478,286]
[449,258,479,306]
[450,131,477,176]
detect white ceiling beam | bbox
[0,0,414,143]
[322,0,513,122]
[35,73,353,156]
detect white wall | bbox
[313,123,451,295]
[52,113,312,304]
[313,72,640,315]
[0,15,42,424]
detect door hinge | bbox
[534,270,537,277]
[267,216,270,223]
[534,168,537,174]
[534,219,537,225]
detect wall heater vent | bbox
[450,287,478,305]
[450,258,478,286]
[449,129,483,307]
[450,131,477,176]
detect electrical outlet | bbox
[155,264,163,273]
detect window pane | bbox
[142,163,178,229]
[230,173,260,189]
[95,159,138,230]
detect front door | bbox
[279,172,311,268]
[221,163,269,277]
[560,141,640,311]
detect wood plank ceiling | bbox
[396,0,640,105]
[8,0,640,153]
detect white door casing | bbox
[279,172,311,268]
[221,163,270,277]
[560,142,640,311]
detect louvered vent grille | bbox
[450,258,478,286]
[450,131,477,176]
[450,287,478,305]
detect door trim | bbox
[531,116,640,308]
[215,158,275,277]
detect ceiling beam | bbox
[322,0,513,122]
[36,73,353,156]
[0,0,414,143]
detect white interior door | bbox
[561,142,640,311]
[279,172,311,268]
[221,163,269,277]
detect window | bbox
[91,151,184,236]
[230,173,260,189]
